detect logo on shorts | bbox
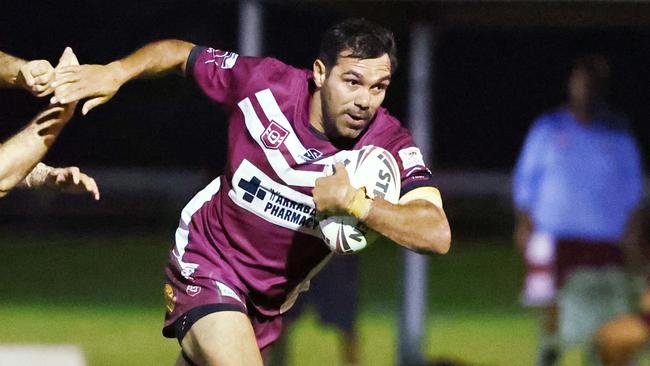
[261,121,289,149]
[215,281,243,303]
[186,285,202,297]
[164,283,176,313]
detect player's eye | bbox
[371,84,388,93]
[345,79,360,86]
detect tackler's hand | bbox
[52,56,124,115]
[43,165,100,200]
[17,59,55,97]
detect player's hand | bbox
[53,47,80,120]
[51,60,123,115]
[43,166,100,200]
[16,59,55,97]
[312,162,357,215]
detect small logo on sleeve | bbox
[261,121,290,149]
[205,48,239,69]
[398,147,425,170]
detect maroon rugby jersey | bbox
[171,46,436,316]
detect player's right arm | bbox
[51,40,196,115]
[512,117,547,252]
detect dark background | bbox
[1,1,649,173]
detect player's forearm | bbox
[362,198,451,254]
[109,40,196,84]
[0,50,26,88]
[0,107,68,195]
[514,210,533,252]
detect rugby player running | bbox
[51,19,450,366]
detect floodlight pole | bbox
[398,22,435,366]
[239,0,263,57]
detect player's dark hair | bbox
[319,18,397,73]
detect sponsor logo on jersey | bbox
[186,285,202,297]
[204,48,239,69]
[300,148,323,162]
[164,283,176,313]
[398,147,425,171]
[261,120,290,149]
[229,160,322,237]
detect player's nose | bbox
[353,89,370,110]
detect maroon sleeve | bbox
[383,129,437,197]
[186,46,262,108]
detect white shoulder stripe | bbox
[238,96,324,187]
[255,89,333,166]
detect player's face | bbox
[315,52,392,140]
[568,68,599,109]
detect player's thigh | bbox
[181,311,263,366]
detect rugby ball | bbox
[319,145,401,254]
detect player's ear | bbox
[313,59,327,88]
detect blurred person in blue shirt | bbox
[513,54,644,366]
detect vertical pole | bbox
[238,0,263,56]
[398,22,435,366]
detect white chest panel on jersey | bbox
[228,159,322,237]
[238,89,337,187]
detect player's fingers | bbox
[30,60,53,76]
[33,70,54,86]
[69,166,81,184]
[21,68,36,87]
[55,172,67,185]
[84,176,100,200]
[57,47,79,68]
[333,162,346,175]
[36,86,55,98]
[54,65,81,75]
[82,97,108,115]
[53,84,87,104]
[51,73,81,88]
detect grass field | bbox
[0,230,637,365]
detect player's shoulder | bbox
[537,106,568,125]
[529,106,570,135]
[594,107,632,133]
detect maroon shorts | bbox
[555,239,624,288]
[162,255,284,351]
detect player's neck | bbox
[569,102,594,125]
[309,90,325,133]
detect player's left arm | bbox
[312,162,451,254]
[0,50,55,96]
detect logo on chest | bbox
[261,121,289,149]
[301,148,323,162]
